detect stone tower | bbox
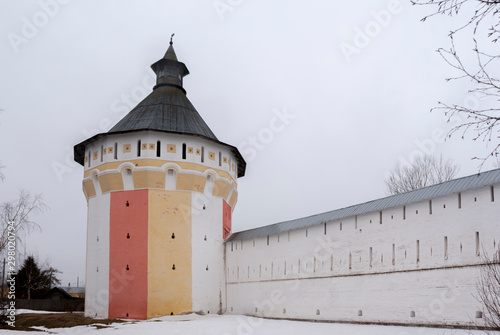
[74,40,246,319]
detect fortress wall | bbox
[225,183,500,327]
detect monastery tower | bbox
[74,40,246,319]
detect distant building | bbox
[74,41,500,329]
[59,286,85,299]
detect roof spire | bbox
[170,33,175,46]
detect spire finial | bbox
[170,33,175,46]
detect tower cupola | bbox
[150,34,189,92]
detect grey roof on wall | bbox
[226,168,500,242]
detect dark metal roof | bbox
[226,168,500,241]
[74,44,247,177]
[108,85,218,140]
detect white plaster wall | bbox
[225,183,500,326]
[85,193,110,318]
[84,131,238,180]
[191,194,226,314]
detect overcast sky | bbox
[0,0,497,286]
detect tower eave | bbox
[73,130,247,178]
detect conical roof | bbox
[163,44,178,61]
[74,41,246,177]
[108,85,218,140]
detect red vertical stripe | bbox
[109,190,148,319]
[223,200,232,239]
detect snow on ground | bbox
[15,309,66,315]
[0,314,490,335]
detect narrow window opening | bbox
[172,264,176,270]
[476,232,480,256]
[126,264,129,271]
[218,151,222,166]
[157,141,161,157]
[458,192,462,209]
[444,236,448,260]
[340,222,343,231]
[201,146,205,163]
[231,242,233,251]
[324,222,327,235]
[87,151,91,167]
[410,311,416,318]
[416,210,419,214]
[416,240,420,264]
[429,200,432,215]
[369,247,373,268]
[171,233,175,239]
[474,197,477,202]
[491,185,495,202]
[349,252,352,270]
[403,206,406,220]
[267,235,270,246]
[392,244,395,266]
[100,145,103,162]
[114,142,118,160]
[127,233,130,239]
[182,143,187,159]
[137,140,141,157]
[443,204,446,209]
[379,211,382,224]
[355,215,358,229]
[126,201,129,207]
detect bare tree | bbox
[411,0,500,168]
[0,189,47,254]
[385,154,460,194]
[0,162,4,182]
[476,248,500,331]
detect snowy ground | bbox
[0,312,491,335]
